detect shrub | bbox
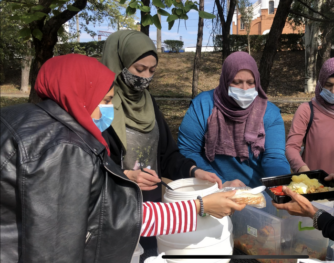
[214,33,304,52]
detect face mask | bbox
[228,86,258,109]
[122,68,153,92]
[92,104,114,132]
[320,85,334,104]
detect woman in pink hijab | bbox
[286,58,334,181]
[178,52,290,187]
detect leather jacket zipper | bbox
[85,231,92,244]
[102,163,143,261]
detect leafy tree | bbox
[164,40,184,52]
[288,0,334,92]
[237,0,253,55]
[4,0,137,102]
[0,1,32,85]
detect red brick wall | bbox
[232,8,304,35]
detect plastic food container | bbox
[231,192,334,263]
[131,243,144,263]
[261,170,334,204]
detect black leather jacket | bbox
[0,99,142,263]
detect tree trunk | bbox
[140,0,150,36]
[21,41,32,93]
[259,0,294,93]
[304,0,322,93]
[216,0,236,60]
[316,27,333,79]
[304,20,319,93]
[157,14,162,53]
[76,14,80,42]
[29,34,58,103]
[191,0,204,99]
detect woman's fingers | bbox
[137,172,161,185]
[194,170,223,189]
[143,168,159,178]
[324,173,334,181]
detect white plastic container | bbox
[231,192,334,263]
[131,243,144,263]
[157,178,233,263]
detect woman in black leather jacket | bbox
[0,54,246,263]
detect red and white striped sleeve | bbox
[141,200,197,237]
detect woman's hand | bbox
[325,173,334,181]
[195,191,246,219]
[271,186,318,218]
[298,165,310,173]
[222,179,246,188]
[124,168,161,191]
[191,166,223,189]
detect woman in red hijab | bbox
[0,54,245,263]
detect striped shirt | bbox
[141,200,197,237]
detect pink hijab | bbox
[205,52,268,162]
[315,58,334,112]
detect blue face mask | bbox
[92,104,114,132]
[320,86,334,104]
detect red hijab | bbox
[35,54,115,155]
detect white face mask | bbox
[228,86,258,109]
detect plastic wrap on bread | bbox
[219,187,266,208]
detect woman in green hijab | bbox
[100,30,244,260]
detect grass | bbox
[149,51,314,100]
[0,97,28,108]
[1,51,313,100]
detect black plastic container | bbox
[261,170,334,204]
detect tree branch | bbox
[226,0,236,28]
[46,0,88,32]
[289,9,334,23]
[215,0,225,27]
[296,0,329,19]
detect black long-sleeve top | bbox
[318,212,334,241]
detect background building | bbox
[232,0,304,35]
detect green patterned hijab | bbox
[101,30,157,151]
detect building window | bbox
[240,21,245,30]
[269,0,274,14]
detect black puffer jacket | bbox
[0,99,142,263]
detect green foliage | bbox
[125,0,215,30]
[142,14,153,26]
[158,9,170,16]
[214,34,305,52]
[152,14,162,30]
[164,40,184,52]
[153,0,165,9]
[5,0,138,42]
[55,41,106,56]
[0,1,34,83]
[198,11,215,19]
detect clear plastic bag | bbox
[218,187,266,209]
